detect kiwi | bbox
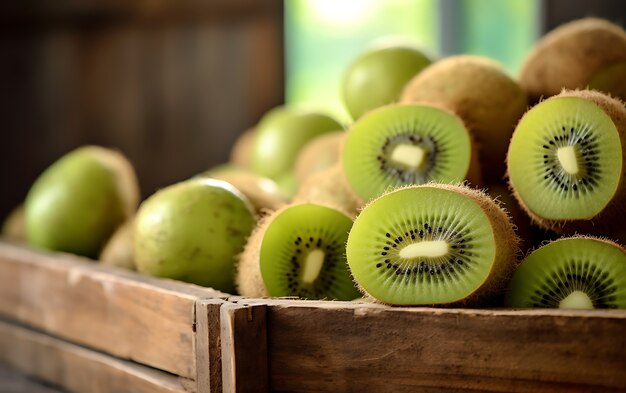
[1,204,26,243]
[507,89,626,236]
[342,44,431,120]
[100,219,135,271]
[505,236,626,309]
[229,127,256,169]
[250,106,342,180]
[342,103,480,203]
[294,165,362,218]
[25,146,139,258]
[589,61,626,102]
[401,55,527,182]
[519,18,626,105]
[135,178,255,293]
[294,131,345,182]
[198,170,289,215]
[236,203,360,300]
[274,172,299,198]
[346,183,519,306]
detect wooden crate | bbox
[1,242,626,393]
[223,299,626,393]
[0,242,226,393]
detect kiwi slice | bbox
[506,237,626,309]
[519,18,626,104]
[346,184,518,306]
[507,90,626,235]
[238,203,359,300]
[342,104,478,203]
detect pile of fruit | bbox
[4,18,626,309]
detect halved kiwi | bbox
[342,104,480,203]
[507,90,626,235]
[236,203,360,300]
[505,237,626,309]
[346,184,518,306]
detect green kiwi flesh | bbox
[259,203,359,300]
[342,104,473,202]
[505,237,626,309]
[507,96,622,221]
[346,184,518,305]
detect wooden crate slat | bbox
[195,299,226,393]
[220,303,268,393]
[0,319,190,393]
[0,242,227,379]
[241,299,626,393]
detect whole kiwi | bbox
[229,127,256,169]
[134,178,256,293]
[1,204,26,243]
[25,146,139,258]
[100,219,135,271]
[401,55,527,183]
[294,131,345,183]
[519,18,626,104]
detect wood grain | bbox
[0,319,189,393]
[0,242,228,379]
[195,299,226,393]
[239,299,626,393]
[220,303,268,393]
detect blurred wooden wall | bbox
[0,0,284,219]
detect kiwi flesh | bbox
[229,127,256,169]
[100,219,135,271]
[346,183,519,306]
[507,89,626,236]
[589,61,626,102]
[401,55,527,183]
[294,131,345,182]
[519,18,626,105]
[294,165,362,218]
[505,236,626,309]
[342,103,480,203]
[25,146,139,258]
[237,203,360,300]
[1,204,26,243]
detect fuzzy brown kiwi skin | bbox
[235,212,272,297]
[100,219,135,271]
[294,165,363,218]
[354,183,520,307]
[519,18,626,105]
[229,128,256,169]
[294,131,345,183]
[509,89,626,238]
[400,55,527,183]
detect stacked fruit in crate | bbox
[4,18,626,309]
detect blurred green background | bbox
[285,0,539,122]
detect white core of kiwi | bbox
[390,144,427,170]
[556,145,580,175]
[559,290,594,309]
[302,249,325,284]
[398,240,449,259]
